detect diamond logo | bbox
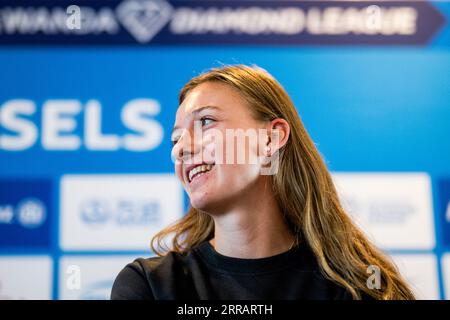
[116,0,173,43]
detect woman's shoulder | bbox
[110,250,191,300]
[130,250,192,277]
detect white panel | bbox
[442,254,450,300]
[60,174,184,250]
[333,172,435,250]
[391,254,439,300]
[59,255,141,300]
[0,256,52,299]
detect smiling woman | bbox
[111,64,415,300]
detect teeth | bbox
[188,164,213,182]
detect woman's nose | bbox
[174,130,201,161]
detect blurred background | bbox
[0,0,449,300]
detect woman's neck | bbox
[208,181,296,259]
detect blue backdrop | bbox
[0,0,449,300]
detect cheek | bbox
[218,163,261,188]
[203,138,217,164]
[211,137,263,185]
[175,163,184,184]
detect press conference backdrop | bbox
[0,0,449,300]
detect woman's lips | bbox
[184,163,215,184]
[187,164,215,186]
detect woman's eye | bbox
[200,117,214,127]
[171,137,179,146]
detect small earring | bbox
[265,146,271,156]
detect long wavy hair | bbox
[151,64,415,300]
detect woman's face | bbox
[171,81,268,213]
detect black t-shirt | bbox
[111,240,354,300]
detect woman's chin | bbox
[189,193,211,211]
[189,192,223,213]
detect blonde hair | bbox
[151,64,415,300]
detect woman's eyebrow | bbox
[191,105,222,115]
[172,105,222,134]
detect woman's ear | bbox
[267,118,290,154]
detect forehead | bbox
[175,81,247,119]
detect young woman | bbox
[111,65,415,300]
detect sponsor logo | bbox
[340,196,414,225]
[60,174,183,250]
[80,200,110,225]
[116,0,172,43]
[80,199,161,227]
[16,198,46,228]
[0,1,445,46]
[0,180,52,248]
